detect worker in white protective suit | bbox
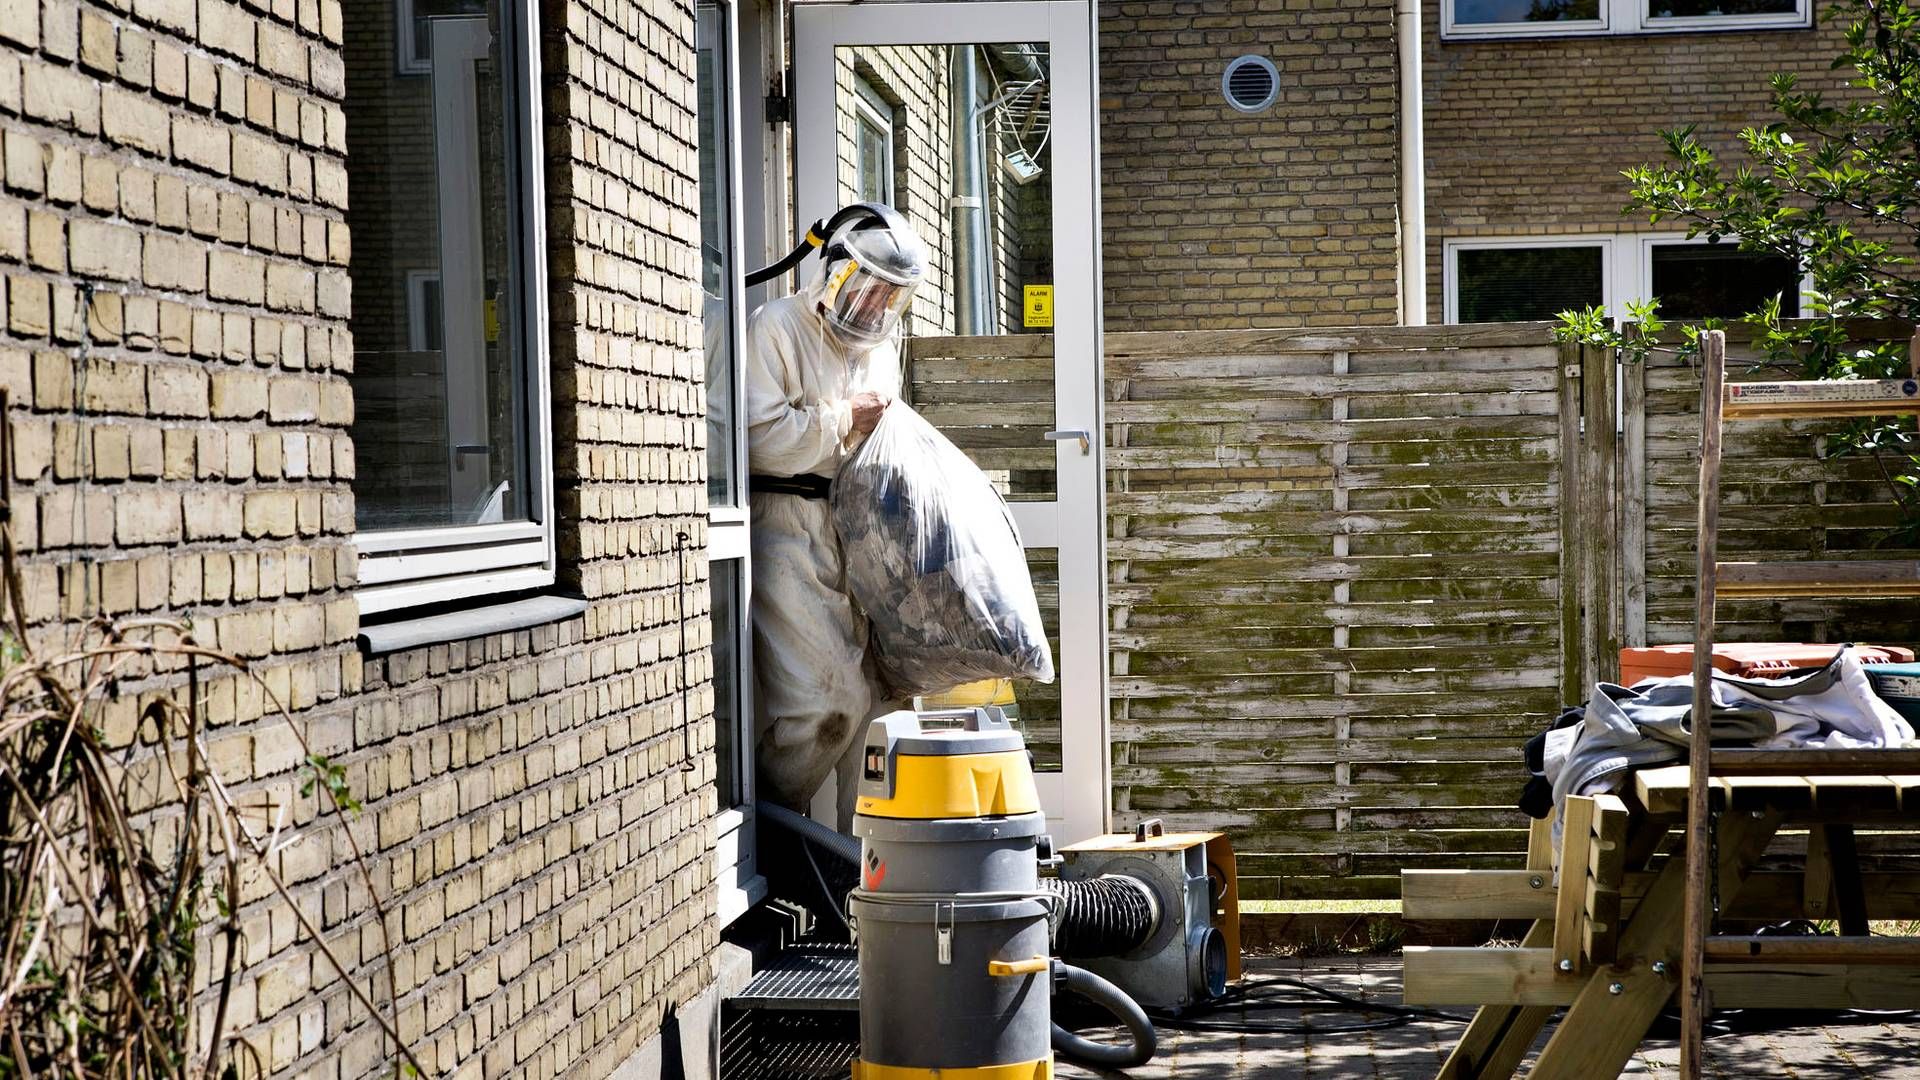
[746,204,928,830]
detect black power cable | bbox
[1140,973,1472,1037]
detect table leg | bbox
[1525,811,1782,1080]
[1432,812,1677,1080]
[1821,824,1869,936]
[1436,921,1556,1080]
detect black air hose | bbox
[756,800,860,866]
[1051,962,1157,1069]
[1043,875,1159,958]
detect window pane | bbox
[346,0,534,532]
[1452,0,1599,24]
[836,44,1057,497]
[1649,0,1793,15]
[1456,246,1604,323]
[697,1,738,507]
[405,0,485,65]
[857,117,890,203]
[710,561,744,810]
[1650,243,1801,320]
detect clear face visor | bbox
[822,262,917,345]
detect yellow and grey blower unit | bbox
[848,708,1168,1078]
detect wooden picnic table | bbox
[1401,763,1920,1080]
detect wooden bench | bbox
[1401,767,1920,1079]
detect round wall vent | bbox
[1222,55,1279,113]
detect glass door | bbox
[794,0,1108,842]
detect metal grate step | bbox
[731,943,860,1012]
[720,1007,860,1080]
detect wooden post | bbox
[1554,796,1598,973]
[1620,329,1648,648]
[1681,329,1727,1079]
[1329,351,1354,844]
[1527,815,1555,874]
[1583,341,1621,685]
[1804,825,1833,920]
[1559,339,1586,707]
[1109,370,1133,818]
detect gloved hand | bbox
[849,390,890,435]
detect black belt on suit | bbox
[750,473,833,500]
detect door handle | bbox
[1044,429,1091,455]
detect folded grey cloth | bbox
[1545,647,1916,862]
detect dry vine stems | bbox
[0,386,425,1079]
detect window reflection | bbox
[345,0,533,532]
[1456,246,1604,323]
[698,0,739,507]
[1650,243,1801,320]
[1452,0,1599,21]
[711,564,743,809]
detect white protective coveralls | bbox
[746,291,902,828]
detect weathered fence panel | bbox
[1102,326,1594,899]
[904,322,1918,901]
[1633,329,1920,648]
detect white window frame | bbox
[1635,234,1811,320]
[1441,0,1807,39]
[1442,231,1811,325]
[395,0,431,74]
[851,75,896,205]
[701,0,764,926]
[405,270,441,352]
[354,0,557,616]
[1442,234,1613,325]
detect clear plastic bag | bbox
[833,402,1056,699]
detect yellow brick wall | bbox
[0,0,717,1076]
[1422,14,1856,315]
[1097,0,1403,330]
[1096,4,1848,330]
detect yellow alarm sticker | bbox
[1023,285,1054,329]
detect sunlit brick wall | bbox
[1097,0,1402,330]
[1422,13,1856,315]
[0,0,718,1075]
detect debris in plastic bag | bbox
[833,402,1056,699]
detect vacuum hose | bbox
[1044,875,1159,958]
[756,801,861,866]
[743,201,920,288]
[1051,962,1158,1069]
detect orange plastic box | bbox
[1619,643,1916,686]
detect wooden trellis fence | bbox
[906,323,1920,900]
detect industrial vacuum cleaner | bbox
[843,707,1241,1077]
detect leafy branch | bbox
[1552,0,1920,545]
[0,389,426,1077]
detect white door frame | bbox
[794,0,1110,843]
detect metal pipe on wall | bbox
[950,46,992,335]
[1396,0,1428,326]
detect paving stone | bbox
[1057,957,1920,1079]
